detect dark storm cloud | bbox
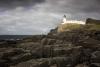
[69,0,100,13]
[41,0,100,20]
[0,0,45,8]
[55,0,100,13]
[68,0,100,19]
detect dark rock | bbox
[41,38,56,45]
[41,38,48,45]
[53,57,70,67]
[90,63,100,67]
[42,45,73,58]
[46,39,56,45]
[0,59,9,67]
[10,53,33,65]
[31,47,43,58]
[91,51,100,63]
[77,38,100,49]
[75,63,89,67]
[10,58,49,67]
[86,18,100,25]
[0,40,17,48]
[10,57,70,67]
[0,48,32,66]
[2,48,27,59]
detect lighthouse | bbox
[61,15,85,25]
[62,15,67,24]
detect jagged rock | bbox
[31,47,43,58]
[41,45,72,58]
[0,40,17,48]
[53,57,71,67]
[22,35,46,43]
[86,18,100,25]
[18,42,40,50]
[0,59,9,67]
[77,38,100,48]
[41,38,48,45]
[10,53,33,65]
[90,63,100,67]
[10,58,49,67]
[0,48,32,66]
[2,48,28,59]
[75,64,89,67]
[68,46,92,67]
[46,39,56,45]
[41,45,90,67]
[10,57,70,67]
[55,40,63,44]
[52,45,73,57]
[42,45,53,58]
[41,38,56,45]
[91,51,100,63]
[48,27,58,35]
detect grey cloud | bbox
[0,0,45,9]
[45,0,100,13]
[69,0,100,13]
[43,0,100,20]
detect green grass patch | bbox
[85,24,100,31]
[58,23,82,32]
[57,23,100,32]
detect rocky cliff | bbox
[86,18,100,25]
[0,18,100,67]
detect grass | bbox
[87,24,100,31]
[57,23,100,32]
[57,23,82,32]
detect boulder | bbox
[53,57,71,67]
[77,38,100,48]
[41,38,56,45]
[10,58,49,67]
[10,53,33,65]
[10,57,71,67]
[41,38,48,45]
[2,48,28,59]
[75,64,89,67]
[91,51,100,63]
[42,45,73,58]
[0,59,9,67]
[86,18,100,25]
[31,47,43,58]
[90,63,100,67]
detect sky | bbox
[0,0,100,35]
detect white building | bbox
[61,15,85,25]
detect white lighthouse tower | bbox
[62,15,67,24]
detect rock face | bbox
[0,18,100,67]
[86,18,100,25]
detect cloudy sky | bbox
[0,0,100,35]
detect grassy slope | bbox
[86,24,100,31]
[57,23,100,32]
[57,23,83,32]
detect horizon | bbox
[0,0,100,35]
